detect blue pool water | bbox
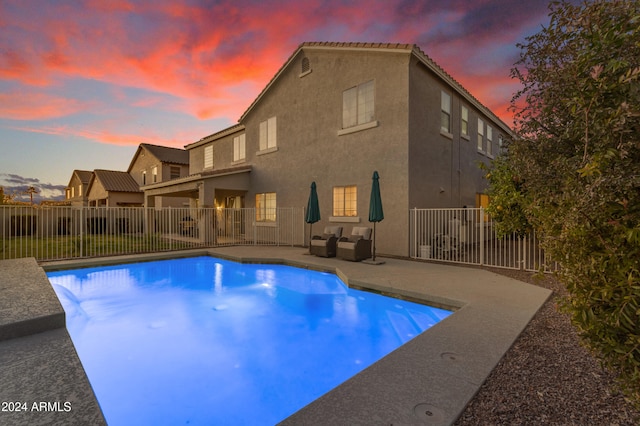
[47,256,452,425]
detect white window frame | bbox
[259,117,277,152]
[256,192,276,222]
[342,80,375,129]
[461,105,469,138]
[487,125,493,156]
[477,118,484,152]
[204,145,214,169]
[441,91,451,135]
[233,134,246,162]
[152,166,158,183]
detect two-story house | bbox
[128,143,190,207]
[65,170,93,206]
[144,42,512,257]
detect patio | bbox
[0,247,550,425]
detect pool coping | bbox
[1,247,551,425]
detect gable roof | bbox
[89,170,142,193]
[238,41,511,134]
[74,170,93,184]
[66,169,93,188]
[184,124,245,150]
[127,143,189,173]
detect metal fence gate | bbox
[409,208,558,272]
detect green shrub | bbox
[507,0,640,405]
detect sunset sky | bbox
[1,0,569,201]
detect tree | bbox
[508,0,640,404]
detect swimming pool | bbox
[47,256,452,425]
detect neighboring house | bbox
[128,143,190,208]
[86,169,143,207]
[65,170,93,206]
[144,42,512,257]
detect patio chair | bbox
[337,227,372,261]
[310,226,343,257]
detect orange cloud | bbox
[0,92,93,121]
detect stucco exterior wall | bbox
[407,57,505,210]
[240,47,412,257]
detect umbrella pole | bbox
[372,222,376,261]
[309,223,312,254]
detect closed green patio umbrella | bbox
[369,171,384,262]
[305,181,321,253]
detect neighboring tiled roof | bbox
[140,143,189,165]
[92,170,141,193]
[74,170,93,184]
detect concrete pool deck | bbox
[0,247,551,425]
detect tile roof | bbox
[140,143,189,165]
[73,170,93,184]
[238,41,511,134]
[92,170,141,193]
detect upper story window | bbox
[333,185,357,217]
[477,118,484,152]
[152,166,158,183]
[441,91,451,134]
[342,80,374,129]
[78,185,82,197]
[301,57,310,73]
[142,171,146,185]
[170,166,181,180]
[259,117,277,151]
[461,105,469,137]
[256,192,276,222]
[486,125,493,156]
[233,134,246,162]
[204,145,214,169]
[71,187,75,198]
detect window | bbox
[441,91,451,134]
[333,185,357,217]
[152,166,158,183]
[301,57,310,73]
[233,134,246,162]
[170,166,181,180]
[259,117,277,151]
[142,171,146,185]
[78,185,82,197]
[204,145,213,169]
[71,187,74,198]
[498,135,504,151]
[342,80,374,129]
[256,193,276,222]
[486,125,493,156]
[461,105,469,137]
[477,118,484,151]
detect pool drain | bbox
[440,352,462,362]
[413,403,445,424]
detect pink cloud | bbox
[0,0,552,131]
[0,92,93,120]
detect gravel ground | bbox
[454,268,640,426]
